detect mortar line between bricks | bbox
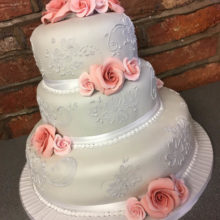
[133,0,220,24]
[0,107,39,121]
[216,33,220,55]
[158,56,220,79]
[0,76,42,92]
[139,24,220,57]
[0,13,41,29]
[0,50,33,61]
[30,0,40,13]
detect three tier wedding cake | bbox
[22,1,212,219]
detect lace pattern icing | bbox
[105,14,137,57]
[89,86,139,126]
[41,38,97,77]
[164,116,195,168]
[26,142,77,189]
[105,158,142,199]
[37,95,78,127]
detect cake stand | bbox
[19,121,213,220]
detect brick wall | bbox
[0,0,220,139]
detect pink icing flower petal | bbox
[176,180,189,204]
[141,195,170,219]
[42,0,70,24]
[148,178,175,195]
[46,0,67,11]
[95,0,108,13]
[101,57,125,95]
[90,58,125,96]
[70,0,96,17]
[51,1,71,23]
[90,64,104,92]
[123,57,140,81]
[54,134,72,156]
[79,72,95,96]
[41,11,54,24]
[156,77,164,89]
[171,176,189,204]
[32,124,56,158]
[160,188,181,208]
[108,0,124,13]
[125,197,146,220]
[42,135,55,158]
[140,177,181,218]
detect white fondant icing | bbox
[31,13,138,80]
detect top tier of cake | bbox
[31,12,138,80]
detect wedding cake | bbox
[23,1,211,219]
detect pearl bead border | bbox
[33,184,125,217]
[73,102,163,149]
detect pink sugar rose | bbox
[70,0,96,17]
[32,124,56,158]
[171,176,189,204]
[156,77,164,89]
[125,197,146,220]
[141,178,181,219]
[90,57,125,95]
[108,0,124,13]
[95,0,108,13]
[123,57,140,81]
[41,0,70,24]
[54,134,72,156]
[79,72,95,96]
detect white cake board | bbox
[19,121,213,220]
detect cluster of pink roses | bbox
[79,57,140,96]
[125,176,189,220]
[31,124,72,158]
[42,0,124,24]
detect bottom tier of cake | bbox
[26,87,196,213]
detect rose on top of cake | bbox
[42,0,124,24]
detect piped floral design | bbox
[165,117,194,168]
[125,176,189,220]
[32,124,73,158]
[42,0,124,24]
[79,57,140,96]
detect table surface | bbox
[0,81,219,220]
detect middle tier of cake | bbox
[37,60,160,138]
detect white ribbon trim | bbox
[43,78,79,94]
[73,100,163,148]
